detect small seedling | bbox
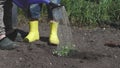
[52,43,76,57]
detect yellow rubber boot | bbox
[49,21,59,45]
[24,20,39,42]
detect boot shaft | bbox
[50,21,59,34]
[29,20,39,32]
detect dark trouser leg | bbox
[47,0,61,21]
[3,0,13,34]
[3,0,20,41]
[47,5,53,21]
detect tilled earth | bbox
[0,22,120,68]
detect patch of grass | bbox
[61,0,120,27]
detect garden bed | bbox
[0,22,120,68]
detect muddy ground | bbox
[0,22,120,68]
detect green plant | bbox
[52,43,76,56]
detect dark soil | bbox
[0,22,120,68]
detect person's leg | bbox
[3,0,20,41]
[0,1,18,50]
[24,4,41,42]
[48,0,61,45]
[3,0,13,35]
[47,0,60,20]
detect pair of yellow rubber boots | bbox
[24,20,59,45]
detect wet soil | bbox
[0,22,120,68]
